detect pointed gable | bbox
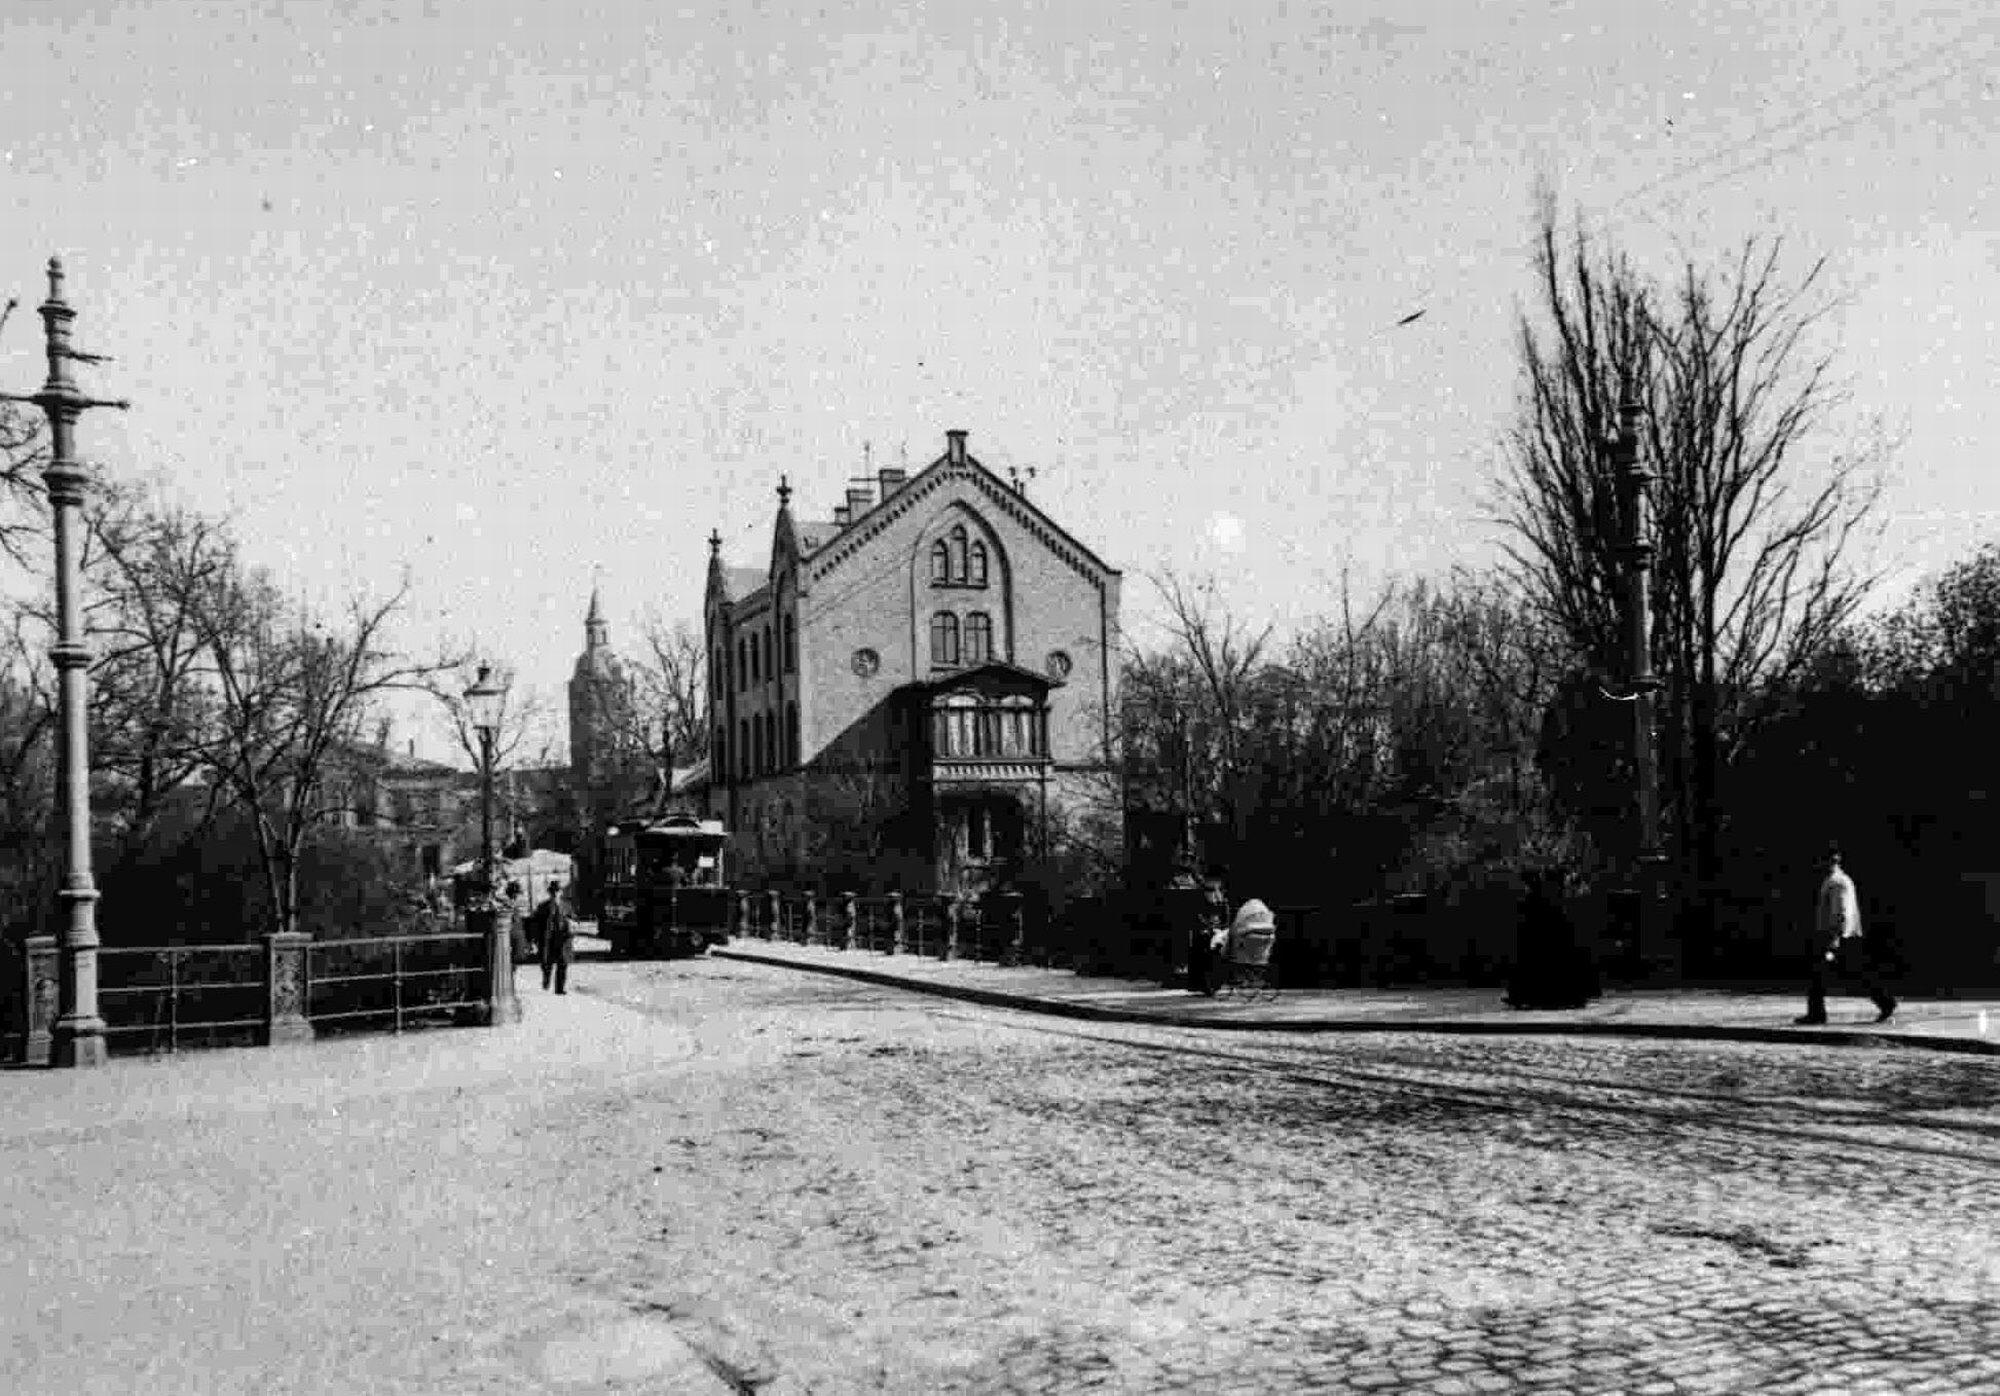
[802,431,1118,594]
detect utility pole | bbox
[2,259,128,1066]
[1612,390,1668,973]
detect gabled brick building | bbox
[704,430,1121,894]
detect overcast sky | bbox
[3,1,1995,760]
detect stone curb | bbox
[710,948,2000,1057]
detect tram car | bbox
[598,812,734,958]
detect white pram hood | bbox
[1231,898,1276,934]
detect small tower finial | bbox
[776,474,792,507]
[708,528,723,556]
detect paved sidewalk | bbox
[1,970,737,1396]
[713,939,2000,1055]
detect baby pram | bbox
[1215,899,1279,1001]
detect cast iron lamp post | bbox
[1,260,128,1067]
[463,663,518,1024]
[465,664,505,895]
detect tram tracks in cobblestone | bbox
[911,1005,2000,1172]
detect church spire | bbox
[585,579,607,649]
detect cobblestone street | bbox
[566,957,2000,1394]
[5,954,1997,1394]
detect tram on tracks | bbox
[597,812,734,958]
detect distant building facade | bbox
[703,429,1121,894]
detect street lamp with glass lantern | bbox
[465,664,506,897]
[464,663,520,1025]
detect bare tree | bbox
[197,561,459,938]
[1497,205,1882,923]
[631,610,709,770]
[83,491,231,854]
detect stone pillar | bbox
[944,896,961,961]
[767,889,782,942]
[736,890,752,938]
[889,893,905,955]
[1008,897,1027,966]
[802,895,818,946]
[482,910,521,1027]
[842,892,859,950]
[23,934,56,1066]
[264,931,314,1045]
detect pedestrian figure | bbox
[503,880,530,966]
[1797,847,1895,1025]
[1188,869,1230,996]
[538,879,574,995]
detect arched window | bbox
[949,526,968,583]
[786,702,799,766]
[737,637,748,692]
[750,631,761,686]
[713,646,725,696]
[716,727,728,781]
[763,628,774,686]
[969,541,988,588]
[929,612,960,667]
[763,711,777,774]
[783,615,796,672]
[739,718,751,780]
[930,540,951,584]
[964,612,992,664]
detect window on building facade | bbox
[930,540,950,583]
[739,718,751,781]
[763,711,777,774]
[716,727,728,782]
[959,799,1024,862]
[783,614,796,672]
[786,701,799,766]
[969,541,988,587]
[763,627,774,686]
[930,612,960,666]
[964,611,992,664]
[714,646,725,696]
[930,695,1046,759]
[949,526,968,582]
[737,637,748,692]
[750,631,760,686]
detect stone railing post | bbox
[842,892,858,950]
[24,934,56,1066]
[736,890,752,939]
[483,909,521,1027]
[767,890,783,942]
[889,893,905,955]
[944,896,961,961]
[264,931,314,1045]
[1008,897,1027,966]
[801,894,818,946]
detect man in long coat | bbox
[1797,848,1896,1025]
[538,880,574,995]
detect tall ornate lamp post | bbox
[463,663,518,1024]
[1612,391,1669,973]
[2,260,127,1068]
[465,664,506,895]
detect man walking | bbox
[538,879,574,995]
[1797,847,1896,1025]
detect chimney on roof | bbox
[946,429,968,465]
[877,466,907,499]
[833,504,851,526]
[845,481,874,517]
[408,739,415,758]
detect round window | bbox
[851,647,881,678]
[1045,650,1073,679]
